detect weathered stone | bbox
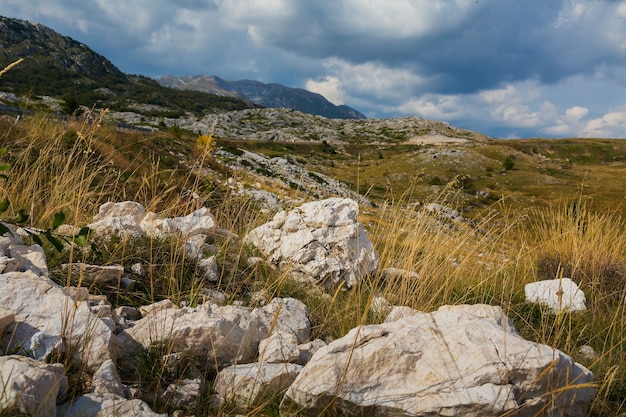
[198,255,219,282]
[58,393,166,417]
[89,201,146,237]
[525,278,587,313]
[215,362,302,406]
[0,355,68,417]
[163,378,203,410]
[8,243,49,276]
[259,331,300,363]
[296,339,327,366]
[282,304,595,417]
[139,299,176,316]
[245,198,378,288]
[92,359,126,397]
[166,207,217,237]
[0,271,114,370]
[118,304,269,369]
[253,297,311,344]
[62,263,124,287]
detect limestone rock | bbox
[215,362,302,406]
[525,278,587,313]
[167,207,216,237]
[62,263,124,287]
[92,359,126,397]
[259,331,300,363]
[0,355,68,417]
[89,201,146,237]
[253,297,311,344]
[58,393,166,417]
[0,271,114,370]
[118,304,269,369]
[198,255,219,282]
[245,198,378,288]
[163,378,203,410]
[282,304,595,417]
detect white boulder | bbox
[281,304,595,417]
[0,271,114,370]
[245,198,378,288]
[525,278,587,313]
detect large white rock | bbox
[281,304,595,417]
[0,355,68,417]
[525,278,587,313]
[245,198,378,288]
[89,201,146,237]
[90,202,217,240]
[58,393,166,417]
[118,304,269,369]
[0,271,114,370]
[215,362,302,406]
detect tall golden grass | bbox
[0,113,624,415]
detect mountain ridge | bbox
[157,74,366,120]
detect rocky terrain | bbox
[0,198,596,416]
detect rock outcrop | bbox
[245,198,379,287]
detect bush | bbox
[502,155,515,170]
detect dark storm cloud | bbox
[2,0,626,137]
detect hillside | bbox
[0,16,254,116]
[157,74,366,120]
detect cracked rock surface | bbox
[281,304,594,417]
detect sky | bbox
[2,1,626,139]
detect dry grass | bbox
[1,113,625,415]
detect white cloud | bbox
[582,108,626,138]
[305,76,345,105]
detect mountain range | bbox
[0,15,364,120]
[157,75,366,120]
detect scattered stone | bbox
[58,393,166,417]
[282,304,595,417]
[0,355,68,417]
[163,378,203,410]
[381,267,420,279]
[120,276,137,290]
[198,255,219,282]
[245,198,379,288]
[253,297,311,344]
[130,262,145,276]
[118,304,269,369]
[525,278,587,313]
[139,299,176,317]
[89,201,146,237]
[215,362,302,406]
[92,359,126,397]
[259,331,300,363]
[578,345,600,362]
[62,263,124,287]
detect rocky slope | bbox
[158,75,366,120]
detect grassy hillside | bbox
[0,107,624,415]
